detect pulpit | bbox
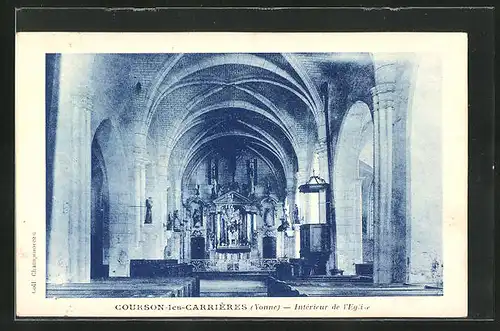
[300,224,330,275]
[298,173,332,275]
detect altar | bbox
[178,187,288,272]
[211,191,257,256]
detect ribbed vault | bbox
[146,53,322,202]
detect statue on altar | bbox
[172,210,181,232]
[222,205,243,246]
[261,197,277,227]
[247,159,257,197]
[277,205,290,232]
[211,178,220,199]
[192,208,202,228]
[165,212,172,231]
[184,193,204,228]
[228,207,242,246]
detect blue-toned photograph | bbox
[45,53,443,298]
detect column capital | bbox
[371,54,402,85]
[133,151,149,168]
[371,82,396,96]
[371,83,396,112]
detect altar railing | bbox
[190,258,289,272]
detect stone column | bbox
[293,225,301,258]
[276,231,284,258]
[335,177,364,275]
[156,153,169,256]
[48,54,94,283]
[216,213,221,247]
[371,55,398,284]
[316,140,329,182]
[132,144,148,250]
[71,91,92,283]
[296,169,310,223]
[246,213,252,244]
[108,193,134,277]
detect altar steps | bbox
[199,279,268,297]
[292,275,373,283]
[196,271,273,281]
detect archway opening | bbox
[359,135,374,264]
[333,101,373,275]
[90,138,110,279]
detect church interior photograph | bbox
[45,52,443,298]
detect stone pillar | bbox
[72,91,92,283]
[156,153,169,256]
[335,179,364,275]
[276,232,284,258]
[132,146,148,250]
[246,213,252,244]
[48,55,94,284]
[182,228,191,262]
[296,169,310,223]
[371,56,398,284]
[293,225,301,258]
[216,213,221,247]
[316,140,329,181]
[140,157,166,260]
[285,184,296,214]
[108,194,133,277]
[108,128,147,277]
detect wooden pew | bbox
[46,277,199,298]
[267,276,443,297]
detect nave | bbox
[46,52,444,297]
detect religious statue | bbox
[211,178,219,199]
[165,212,173,230]
[229,153,238,183]
[227,208,241,246]
[277,205,290,232]
[248,159,257,196]
[172,209,181,232]
[222,205,242,246]
[209,158,218,184]
[264,180,272,195]
[192,208,202,228]
[144,197,153,224]
[263,207,275,227]
[209,231,216,249]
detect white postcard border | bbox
[15,32,468,318]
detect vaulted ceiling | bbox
[140,53,373,186]
[81,52,368,191]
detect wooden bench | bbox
[267,276,443,297]
[46,277,199,298]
